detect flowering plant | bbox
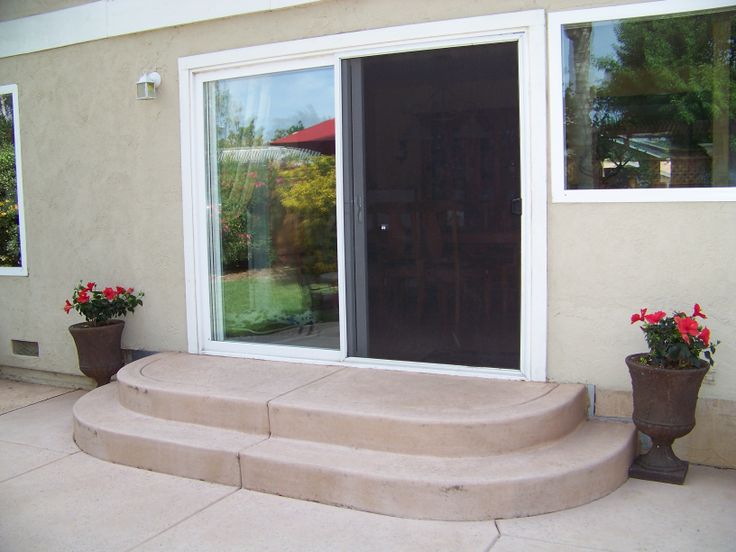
[630,304,717,369]
[64,281,144,326]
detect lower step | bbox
[241,421,636,520]
[73,384,266,486]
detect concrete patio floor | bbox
[0,378,734,552]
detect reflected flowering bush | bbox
[630,304,718,369]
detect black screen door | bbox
[344,42,521,369]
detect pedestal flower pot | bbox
[626,353,708,484]
[69,320,125,387]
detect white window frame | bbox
[0,84,28,277]
[179,11,548,381]
[549,0,736,203]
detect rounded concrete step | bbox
[116,353,588,456]
[115,353,343,433]
[73,383,266,486]
[240,421,637,520]
[268,368,588,456]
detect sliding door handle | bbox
[511,197,522,216]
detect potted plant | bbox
[627,304,718,484]
[64,281,144,387]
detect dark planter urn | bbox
[69,320,125,387]
[626,353,709,485]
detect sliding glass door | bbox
[192,33,532,372]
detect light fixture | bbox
[136,71,161,100]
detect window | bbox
[550,1,736,202]
[0,84,27,275]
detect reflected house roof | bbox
[270,118,335,155]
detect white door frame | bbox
[179,11,548,381]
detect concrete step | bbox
[268,368,588,456]
[115,352,343,433]
[241,421,636,520]
[73,353,637,520]
[116,353,587,455]
[73,383,266,486]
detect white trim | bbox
[179,11,548,381]
[0,0,321,59]
[179,68,198,353]
[0,84,28,277]
[548,0,736,203]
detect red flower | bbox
[126,288,134,294]
[643,311,666,324]
[77,290,90,304]
[103,287,117,300]
[630,308,647,324]
[675,316,699,344]
[698,327,711,347]
[116,286,126,294]
[64,300,72,313]
[692,304,707,319]
[85,282,95,291]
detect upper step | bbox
[116,353,343,434]
[116,353,588,455]
[269,368,588,455]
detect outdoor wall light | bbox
[136,71,161,100]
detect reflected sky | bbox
[562,22,618,89]
[217,66,334,142]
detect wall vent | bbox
[11,340,39,357]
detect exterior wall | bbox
[0,0,93,22]
[0,0,733,439]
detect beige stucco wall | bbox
[0,0,733,402]
[548,203,736,401]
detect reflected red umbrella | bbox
[271,118,335,155]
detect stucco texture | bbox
[0,0,733,400]
[548,202,736,400]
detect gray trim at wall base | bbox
[122,349,159,364]
[0,365,93,390]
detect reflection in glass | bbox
[0,93,21,268]
[204,67,338,349]
[563,8,736,189]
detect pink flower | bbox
[630,308,647,324]
[644,311,666,324]
[103,287,117,300]
[64,300,72,313]
[692,304,707,319]
[254,181,265,188]
[127,288,134,294]
[675,316,699,344]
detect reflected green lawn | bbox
[222,270,310,337]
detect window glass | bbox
[203,67,338,349]
[563,8,736,190]
[0,86,24,273]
